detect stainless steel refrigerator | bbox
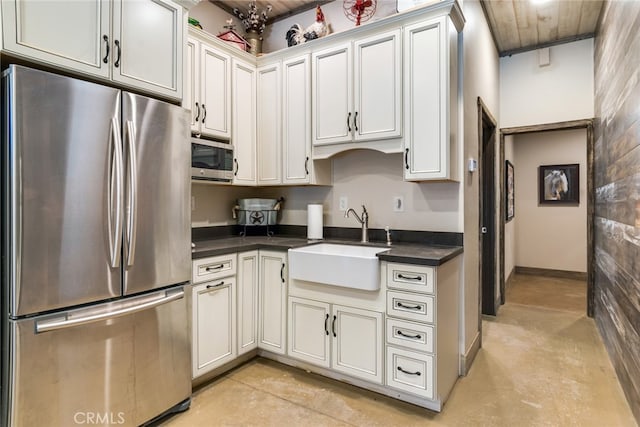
[1,65,192,426]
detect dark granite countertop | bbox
[192,236,463,266]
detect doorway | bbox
[499,120,595,317]
[478,98,499,316]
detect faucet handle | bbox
[362,204,368,214]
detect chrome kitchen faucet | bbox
[345,205,369,243]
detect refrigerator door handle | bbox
[125,120,138,267]
[108,118,124,268]
[35,289,184,334]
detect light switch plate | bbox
[339,196,348,211]
[393,196,404,212]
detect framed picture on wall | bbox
[505,160,515,222]
[538,163,580,204]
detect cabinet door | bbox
[233,59,257,186]
[192,279,237,378]
[312,43,353,146]
[283,54,312,184]
[237,251,259,355]
[112,0,183,99]
[257,63,282,185]
[185,37,200,132]
[403,18,449,180]
[258,251,287,354]
[288,297,331,368]
[353,29,402,142]
[201,44,232,139]
[331,305,383,384]
[1,0,110,78]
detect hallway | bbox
[161,275,635,426]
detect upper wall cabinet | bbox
[186,35,232,139]
[1,0,184,100]
[232,58,258,186]
[403,16,459,181]
[257,61,282,186]
[312,29,402,147]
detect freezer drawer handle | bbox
[397,366,421,376]
[35,290,184,334]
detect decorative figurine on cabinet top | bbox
[217,19,250,52]
[286,5,329,47]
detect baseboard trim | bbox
[515,266,587,281]
[505,267,516,289]
[460,331,481,376]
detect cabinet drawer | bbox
[386,263,434,294]
[387,291,434,323]
[193,254,237,284]
[386,346,434,399]
[386,318,433,354]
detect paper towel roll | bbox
[307,204,323,240]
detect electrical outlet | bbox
[191,196,196,212]
[393,196,404,212]
[339,196,348,211]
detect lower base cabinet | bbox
[288,296,383,384]
[192,278,237,379]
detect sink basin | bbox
[288,243,389,291]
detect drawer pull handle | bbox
[397,273,422,281]
[324,313,329,336]
[206,281,225,289]
[205,264,224,272]
[396,301,423,311]
[397,366,421,376]
[397,330,422,340]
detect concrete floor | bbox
[161,275,636,426]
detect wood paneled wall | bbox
[594,1,640,422]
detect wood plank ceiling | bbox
[481,0,604,56]
[210,0,604,56]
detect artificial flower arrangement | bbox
[233,2,273,34]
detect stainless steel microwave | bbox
[191,138,234,182]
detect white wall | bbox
[504,135,516,279]
[513,129,587,273]
[192,150,461,232]
[188,1,242,36]
[461,0,500,363]
[500,38,594,128]
[262,0,401,53]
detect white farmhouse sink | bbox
[288,243,389,291]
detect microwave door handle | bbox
[125,120,138,267]
[109,118,124,268]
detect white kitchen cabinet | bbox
[258,251,287,354]
[282,54,331,185]
[287,297,383,384]
[185,34,232,139]
[312,29,401,146]
[1,0,184,100]
[288,297,331,368]
[384,259,460,410]
[403,16,459,181]
[232,58,258,186]
[237,251,259,355]
[257,62,282,185]
[192,278,237,379]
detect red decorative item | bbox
[343,0,377,26]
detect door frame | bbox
[499,119,595,317]
[477,97,499,319]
